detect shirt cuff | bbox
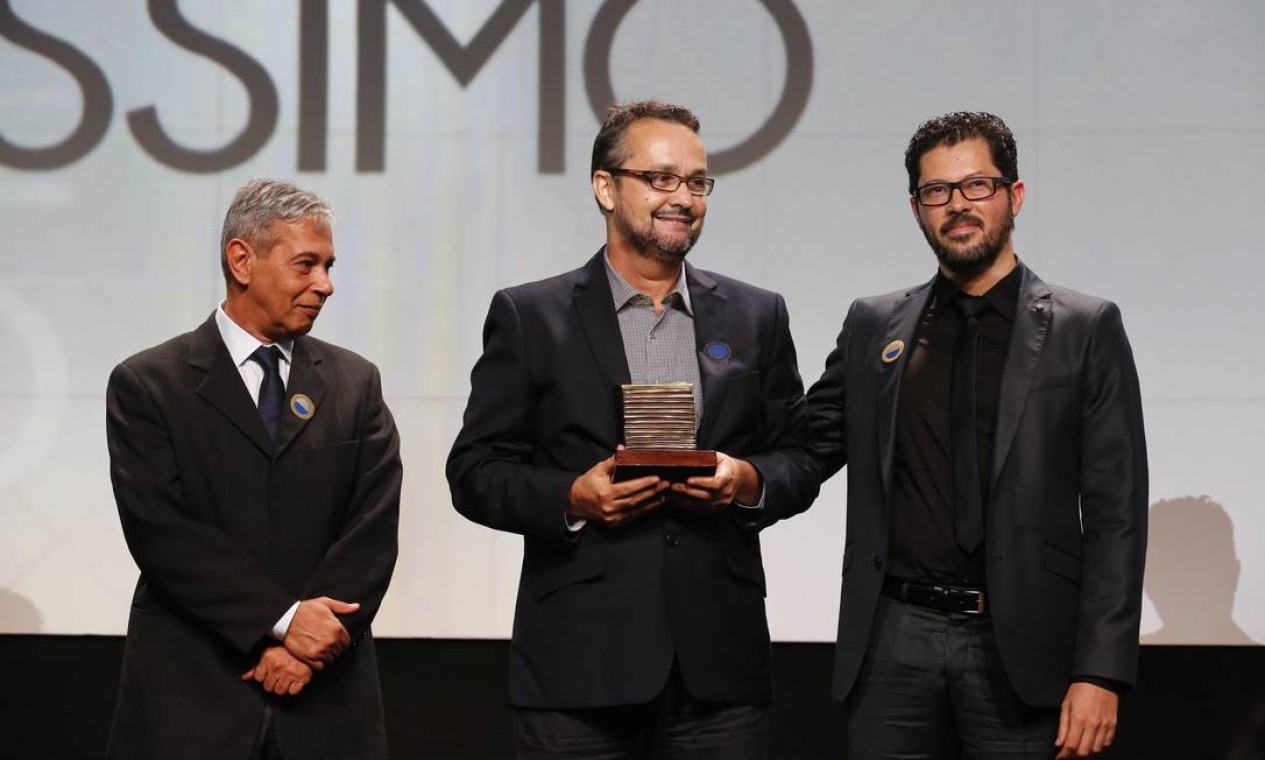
[270,601,300,640]
[735,485,766,510]
[565,514,586,532]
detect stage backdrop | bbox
[1,0,1261,645]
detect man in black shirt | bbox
[806,112,1147,758]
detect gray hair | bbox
[219,178,333,279]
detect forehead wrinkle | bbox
[919,160,1001,185]
[624,125,705,168]
[919,141,999,184]
[640,161,705,176]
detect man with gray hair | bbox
[106,178,402,759]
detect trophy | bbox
[613,382,717,482]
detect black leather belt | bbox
[882,576,988,615]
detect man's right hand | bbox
[566,452,669,528]
[283,597,358,668]
[242,645,313,696]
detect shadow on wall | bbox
[0,588,43,633]
[1142,495,1259,645]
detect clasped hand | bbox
[242,596,360,697]
[284,597,359,668]
[241,646,311,696]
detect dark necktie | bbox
[952,296,989,554]
[249,345,285,442]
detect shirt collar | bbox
[931,261,1022,322]
[603,250,693,315]
[215,303,294,368]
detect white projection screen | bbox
[1,0,1261,646]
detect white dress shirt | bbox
[214,305,300,640]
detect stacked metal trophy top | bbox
[613,383,717,482]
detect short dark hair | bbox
[590,100,701,177]
[904,111,1018,196]
[219,178,333,280]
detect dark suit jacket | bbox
[446,251,818,709]
[105,314,402,759]
[807,263,1148,707]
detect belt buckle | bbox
[964,589,986,615]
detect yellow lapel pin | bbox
[880,339,905,364]
[289,393,315,420]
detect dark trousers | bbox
[845,596,1059,759]
[248,705,284,760]
[513,660,768,759]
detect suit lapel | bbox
[274,336,329,458]
[876,281,933,502]
[190,315,275,457]
[573,250,632,419]
[686,265,727,448]
[992,264,1052,485]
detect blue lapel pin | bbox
[703,341,732,361]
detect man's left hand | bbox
[669,452,762,512]
[1055,681,1118,758]
[242,646,313,696]
[284,597,357,667]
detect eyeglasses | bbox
[605,168,715,197]
[914,176,1013,206]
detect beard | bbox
[920,209,1015,279]
[613,206,701,266]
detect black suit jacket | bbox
[106,315,402,759]
[807,263,1148,706]
[447,251,818,709]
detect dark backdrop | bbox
[2,636,1262,758]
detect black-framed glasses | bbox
[605,168,715,197]
[914,176,1012,206]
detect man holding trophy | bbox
[447,100,818,758]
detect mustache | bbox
[654,206,694,221]
[940,213,984,234]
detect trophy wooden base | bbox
[613,449,718,483]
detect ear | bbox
[224,238,254,288]
[908,195,922,223]
[592,171,616,213]
[1008,179,1026,218]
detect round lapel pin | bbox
[880,339,905,364]
[703,341,731,361]
[289,393,315,420]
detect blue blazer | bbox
[447,251,819,708]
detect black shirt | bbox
[887,264,1021,587]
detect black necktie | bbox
[952,296,989,554]
[249,345,285,442]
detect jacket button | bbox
[666,534,679,548]
[874,557,884,569]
